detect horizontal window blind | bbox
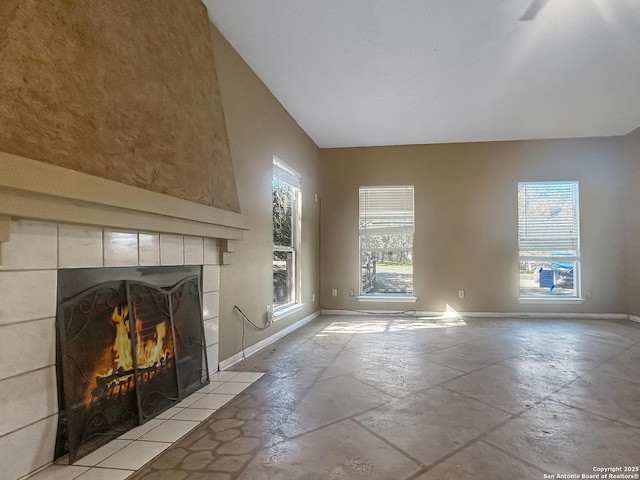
[273,158,301,188]
[359,186,414,236]
[518,181,579,256]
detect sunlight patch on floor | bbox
[317,306,466,335]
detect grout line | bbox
[477,439,551,475]
[0,315,55,328]
[56,223,60,269]
[351,417,427,469]
[100,228,105,268]
[437,385,517,416]
[0,364,56,386]
[545,398,640,430]
[402,469,429,480]
[0,267,59,273]
[0,413,58,440]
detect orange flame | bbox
[112,305,133,372]
[135,317,169,368]
[87,304,173,405]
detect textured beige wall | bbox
[625,127,640,317]
[211,26,321,360]
[0,0,239,212]
[320,138,628,314]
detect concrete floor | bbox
[132,315,640,480]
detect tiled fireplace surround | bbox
[0,152,248,480]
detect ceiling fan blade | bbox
[519,0,549,21]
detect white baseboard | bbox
[321,309,441,316]
[629,314,640,324]
[464,312,630,320]
[219,310,321,370]
[321,309,630,321]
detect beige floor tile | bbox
[592,348,640,384]
[442,363,570,414]
[200,380,225,393]
[421,342,520,372]
[98,441,171,470]
[280,374,393,437]
[237,420,420,480]
[414,441,544,480]
[210,371,240,381]
[190,393,235,410]
[353,358,464,397]
[118,419,164,440]
[28,465,90,480]
[174,392,206,408]
[485,400,640,475]
[213,382,252,394]
[551,372,640,426]
[227,372,264,382]
[75,467,134,479]
[155,407,183,420]
[355,386,511,466]
[172,408,216,421]
[140,419,200,442]
[72,439,131,467]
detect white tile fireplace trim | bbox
[0,150,249,264]
[24,372,265,480]
[0,219,222,480]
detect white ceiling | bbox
[203,0,640,148]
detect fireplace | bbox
[55,266,209,463]
[0,152,246,480]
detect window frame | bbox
[358,185,416,300]
[272,158,302,315]
[517,180,581,301]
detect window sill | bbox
[357,295,417,303]
[273,303,304,320]
[519,297,584,305]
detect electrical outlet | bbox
[458,290,465,299]
[312,293,316,302]
[266,305,271,313]
[587,291,592,299]
[332,289,338,297]
[349,288,355,297]
[314,193,320,202]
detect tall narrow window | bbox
[518,181,580,299]
[359,186,414,296]
[273,158,301,310]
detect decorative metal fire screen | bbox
[55,269,208,463]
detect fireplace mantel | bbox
[0,151,249,264]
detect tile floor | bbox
[26,372,264,480]
[32,315,640,479]
[129,314,640,480]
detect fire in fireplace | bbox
[88,303,174,406]
[55,266,208,463]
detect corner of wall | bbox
[624,127,640,317]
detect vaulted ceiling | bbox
[204,0,640,148]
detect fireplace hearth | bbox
[55,266,208,463]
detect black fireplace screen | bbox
[55,270,209,463]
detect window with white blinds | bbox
[359,186,414,295]
[359,186,414,237]
[518,182,579,257]
[518,181,580,299]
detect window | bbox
[359,186,414,296]
[518,181,580,299]
[273,158,301,310]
